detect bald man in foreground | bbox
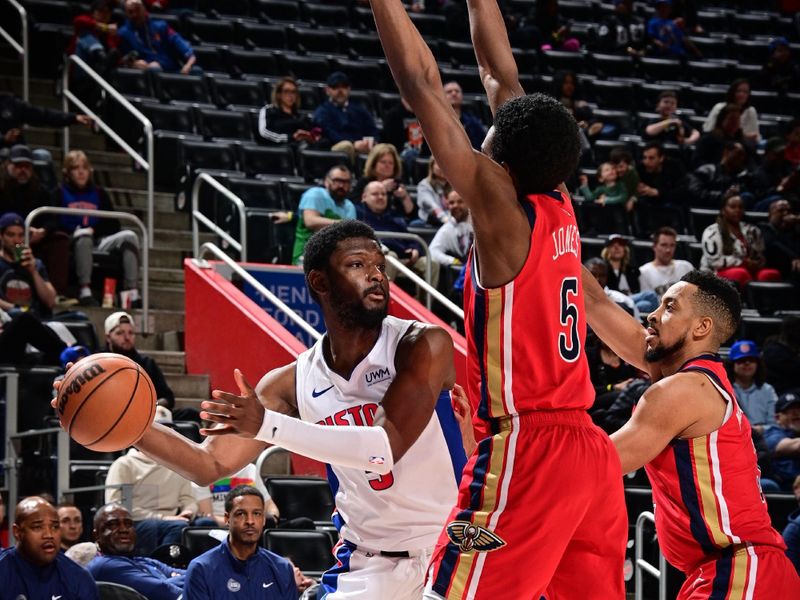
[0,496,99,599]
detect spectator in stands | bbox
[291,165,356,266]
[68,0,120,76]
[0,145,71,295]
[118,0,199,74]
[584,257,640,319]
[646,0,700,58]
[55,150,141,307]
[192,464,278,528]
[0,212,56,318]
[783,474,800,574]
[593,376,650,436]
[760,198,800,282]
[751,138,797,208]
[429,189,472,267]
[443,81,487,150]
[184,485,297,599]
[760,36,799,94]
[357,180,439,288]
[0,93,92,153]
[636,141,689,210]
[312,71,378,163]
[643,90,699,146]
[257,77,319,146]
[638,226,694,301]
[601,234,658,313]
[105,407,212,555]
[585,331,637,419]
[416,157,451,227]
[0,497,99,599]
[553,71,604,140]
[104,311,176,411]
[88,503,185,600]
[353,144,416,222]
[703,79,761,144]
[0,308,66,366]
[726,340,778,431]
[381,96,429,174]
[694,104,751,169]
[763,316,800,395]
[609,147,640,202]
[532,0,580,52]
[700,190,781,288]
[763,391,800,492]
[595,0,646,56]
[57,504,84,552]
[688,142,752,209]
[579,163,631,208]
[785,118,800,169]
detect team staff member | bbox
[0,496,99,599]
[184,485,296,599]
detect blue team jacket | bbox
[183,538,296,599]
[88,554,185,600]
[0,546,100,599]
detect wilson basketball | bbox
[57,352,156,452]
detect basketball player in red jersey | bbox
[369,0,627,597]
[584,268,800,598]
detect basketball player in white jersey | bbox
[57,220,469,599]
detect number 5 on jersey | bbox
[559,277,581,363]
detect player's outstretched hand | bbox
[451,383,477,456]
[50,363,72,410]
[200,369,265,438]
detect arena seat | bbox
[153,73,212,105]
[745,282,800,316]
[239,22,289,51]
[737,316,783,347]
[639,57,684,84]
[409,13,448,38]
[283,182,313,208]
[591,79,637,112]
[112,68,153,99]
[330,59,385,92]
[263,530,335,578]
[97,582,148,600]
[732,13,774,39]
[299,149,352,182]
[238,145,296,178]
[580,236,606,262]
[140,102,196,134]
[226,177,286,210]
[281,54,332,84]
[181,527,225,560]
[541,50,588,75]
[691,85,726,113]
[688,208,718,238]
[190,45,227,75]
[185,16,237,46]
[180,140,240,175]
[225,48,283,79]
[686,36,728,60]
[765,493,798,532]
[207,0,252,18]
[635,203,687,238]
[288,26,341,55]
[340,31,384,60]
[686,60,732,86]
[301,3,350,28]
[212,78,266,110]
[154,131,203,189]
[591,53,636,80]
[255,0,302,23]
[265,477,335,524]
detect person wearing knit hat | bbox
[727,339,779,431]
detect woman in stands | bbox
[695,102,752,167]
[416,157,451,227]
[552,70,605,140]
[353,143,416,222]
[703,78,761,144]
[257,77,319,146]
[700,189,781,289]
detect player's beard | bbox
[329,287,387,330]
[645,334,687,363]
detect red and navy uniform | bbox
[426,190,627,599]
[646,355,799,599]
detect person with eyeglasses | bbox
[258,76,321,146]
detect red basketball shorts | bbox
[426,410,628,599]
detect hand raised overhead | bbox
[200,369,266,438]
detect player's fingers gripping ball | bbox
[57,352,156,452]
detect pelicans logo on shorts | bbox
[446,520,506,553]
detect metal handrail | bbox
[0,0,28,101]
[376,232,463,319]
[197,243,322,342]
[192,173,248,261]
[635,511,668,600]
[63,54,155,247]
[24,207,150,334]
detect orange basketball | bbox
[57,352,156,452]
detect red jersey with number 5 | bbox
[464,190,594,420]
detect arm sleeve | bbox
[167,27,194,60]
[765,385,778,426]
[701,225,739,270]
[178,477,198,515]
[16,96,78,128]
[128,564,184,600]
[429,226,458,266]
[313,104,347,144]
[183,561,210,599]
[258,106,290,143]
[579,184,598,200]
[143,356,175,408]
[105,460,126,504]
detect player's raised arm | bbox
[467,0,525,115]
[369,0,528,286]
[582,265,650,372]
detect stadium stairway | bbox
[1,60,212,412]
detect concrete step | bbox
[0,71,58,98]
[147,350,186,374]
[25,126,107,152]
[93,168,148,190]
[149,247,191,269]
[164,373,210,399]
[152,228,213,251]
[130,208,190,231]
[106,188,175,213]
[150,267,185,286]
[36,143,133,168]
[149,285,185,311]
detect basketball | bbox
[57,352,157,452]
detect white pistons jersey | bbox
[295,316,466,552]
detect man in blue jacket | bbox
[88,503,186,600]
[184,485,296,599]
[0,496,99,599]
[118,0,198,74]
